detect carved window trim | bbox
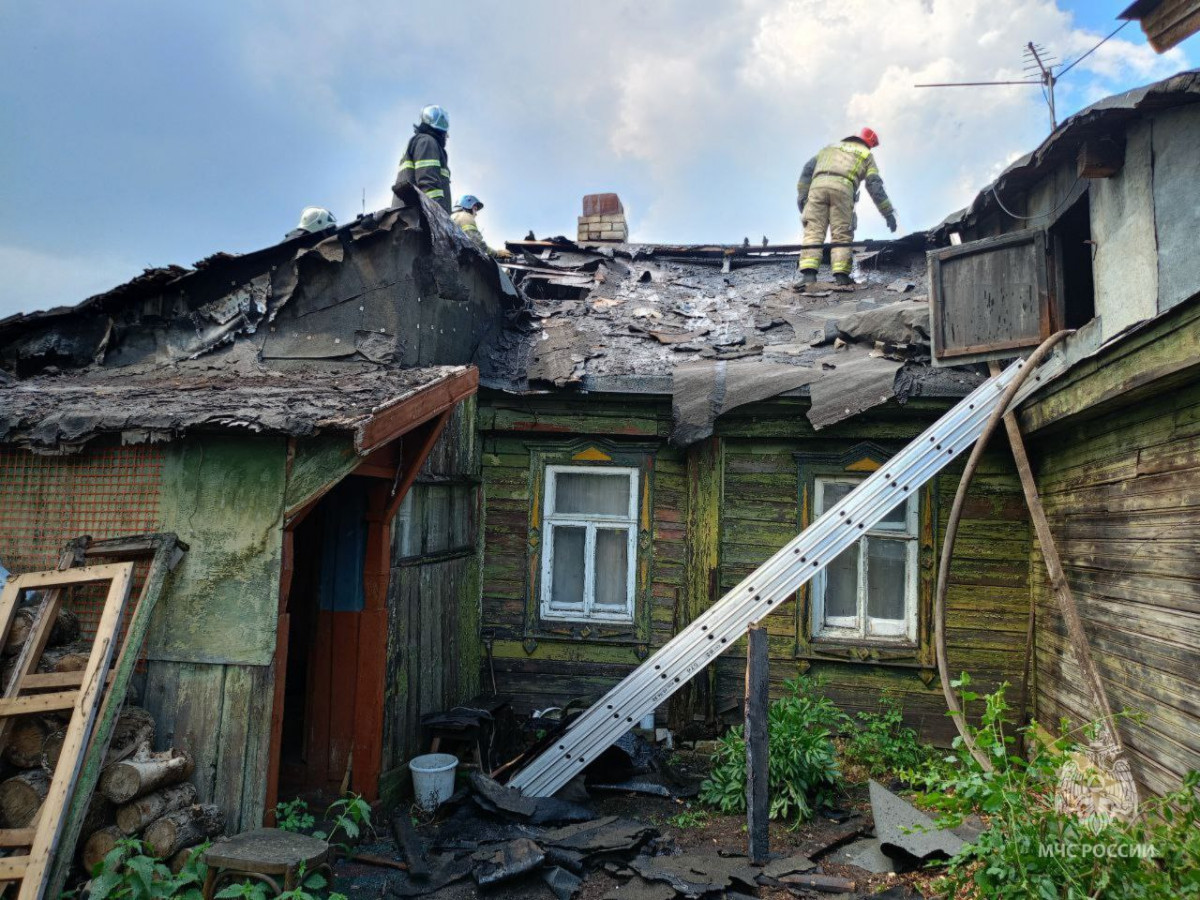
[794,442,937,669]
[521,439,656,658]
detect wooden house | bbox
[0,188,514,828]
[479,233,1035,746]
[929,69,1200,798]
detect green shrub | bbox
[216,863,348,900]
[85,838,208,900]
[274,798,315,833]
[842,692,933,778]
[699,678,845,825]
[911,674,1200,899]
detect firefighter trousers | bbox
[800,182,855,275]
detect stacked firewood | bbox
[0,605,226,873]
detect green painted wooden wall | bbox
[1022,303,1200,799]
[381,397,485,803]
[477,390,1033,744]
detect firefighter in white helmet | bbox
[285,207,336,240]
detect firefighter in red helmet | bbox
[796,127,897,285]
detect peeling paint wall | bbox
[1151,105,1200,315]
[1091,120,1160,339]
[476,391,1032,743]
[0,434,294,832]
[148,436,287,666]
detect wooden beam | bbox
[19,671,114,691]
[384,410,455,523]
[0,829,36,848]
[0,857,29,879]
[357,367,478,454]
[1,564,132,591]
[19,562,135,900]
[745,625,769,865]
[0,691,80,715]
[989,362,1134,808]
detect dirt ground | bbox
[329,770,943,899]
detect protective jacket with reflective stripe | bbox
[392,127,451,213]
[797,137,893,217]
[451,208,496,255]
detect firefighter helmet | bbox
[859,127,880,148]
[458,195,483,212]
[421,104,449,132]
[297,207,336,233]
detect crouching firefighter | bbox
[796,127,897,285]
[392,104,451,212]
[451,195,513,259]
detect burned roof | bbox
[490,235,983,442]
[0,365,476,454]
[0,186,520,379]
[935,68,1200,238]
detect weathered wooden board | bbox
[1027,362,1200,796]
[141,660,271,833]
[477,391,1032,743]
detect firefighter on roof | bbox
[392,104,451,212]
[796,127,897,286]
[452,195,513,259]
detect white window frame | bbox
[811,475,919,643]
[540,465,639,623]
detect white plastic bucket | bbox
[409,753,458,811]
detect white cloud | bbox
[597,0,1191,236]
[1,0,1192,317]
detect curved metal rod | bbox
[934,330,1072,770]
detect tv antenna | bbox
[914,22,1130,132]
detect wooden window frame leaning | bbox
[794,443,937,672]
[521,439,656,659]
[47,533,188,898]
[0,562,135,899]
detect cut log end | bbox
[115,782,199,835]
[143,804,225,858]
[81,825,124,874]
[0,768,51,827]
[99,747,195,804]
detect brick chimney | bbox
[577,193,628,243]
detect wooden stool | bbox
[202,829,333,898]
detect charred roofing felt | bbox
[0,365,472,453]
[490,235,983,442]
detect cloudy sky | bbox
[0,0,1192,317]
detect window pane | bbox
[877,496,911,530]
[550,526,586,608]
[425,485,451,553]
[821,480,855,511]
[593,529,630,610]
[823,543,859,620]
[866,538,907,621]
[555,472,631,517]
[391,490,420,558]
[451,484,475,549]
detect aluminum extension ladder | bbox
[511,352,1066,797]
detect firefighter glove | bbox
[885,212,898,233]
